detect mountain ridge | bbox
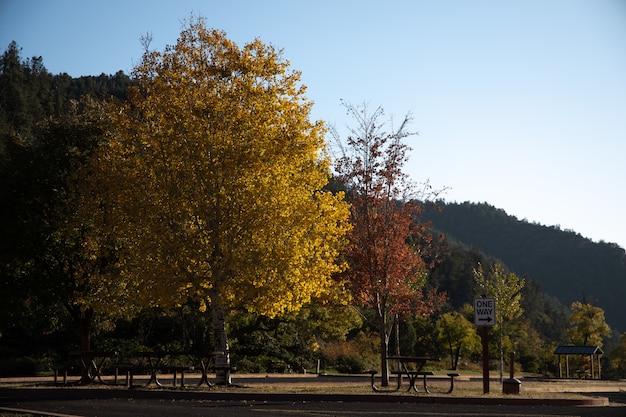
[421,201,626,332]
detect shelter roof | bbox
[554,345,604,355]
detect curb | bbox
[0,387,609,407]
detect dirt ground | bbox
[1,373,625,417]
[2,372,626,396]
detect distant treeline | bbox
[0,41,131,139]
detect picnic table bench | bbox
[53,365,75,385]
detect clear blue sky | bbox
[2,0,626,249]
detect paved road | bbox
[1,388,624,417]
[2,397,626,417]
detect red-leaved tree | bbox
[333,102,446,386]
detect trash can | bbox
[502,377,521,394]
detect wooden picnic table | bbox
[128,351,225,388]
[69,351,115,385]
[387,356,441,392]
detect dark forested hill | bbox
[421,201,626,332]
[0,41,131,141]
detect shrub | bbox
[0,357,39,377]
[319,331,378,373]
[335,354,367,374]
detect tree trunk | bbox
[394,314,400,356]
[67,304,94,352]
[79,316,92,353]
[210,292,231,385]
[499,325,504,382]
[66,305,94,384]
[453,345,460,370]
[379,311,390,386]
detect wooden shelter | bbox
[554,345,603,379]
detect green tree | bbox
[104,17,350,384]
[509,319,544,373]
[437,311,480,370]
[0,41,51,139]
[609,332,626,378]
[0,95,132,365]
[333,102,445,386]
[473,261,524,379]
[0,41,132,359]
[228,302,361,372]
[54,98,141,352]
[567,301,611,347]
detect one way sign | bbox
[474,297,496,327]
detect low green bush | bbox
[0,357,39,377]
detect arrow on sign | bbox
[478,317,493,323]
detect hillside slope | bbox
[421,201,626,332]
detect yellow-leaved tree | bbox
[102,17,350,383]
[567,301,611,347]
